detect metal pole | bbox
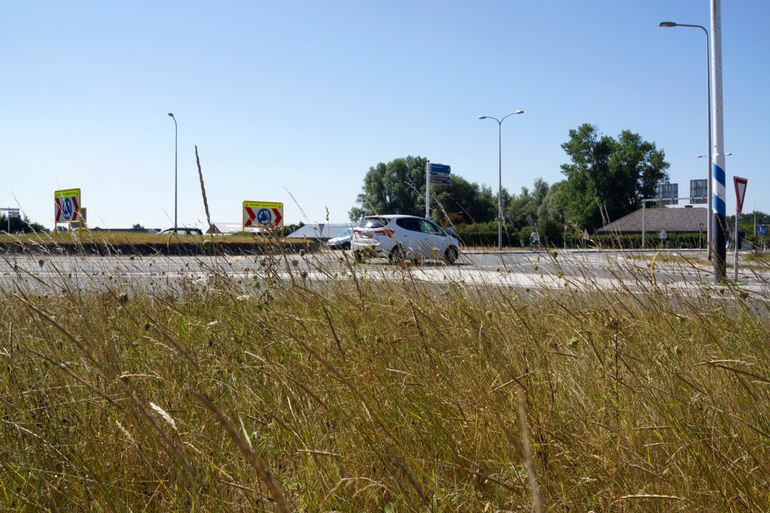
[168,113,178,230]
[425,160,430,219]
[704,28,713,260]
[174,117,178,230]
[563,224,567,250]
[641,201,646,248]
[734,212,738,280]
[711,0,727,281]
[498,120,503,250]
[480,110,523,251]
[659,23,712,259]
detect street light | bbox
[659,20,713,258]
[168,113,178,230]
[479,109,524,250]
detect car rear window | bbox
[396,218,422,232]
[357,217,388,228]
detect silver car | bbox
[327,228,352,250]
[351,215,460,264]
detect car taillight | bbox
[374,229,394,237]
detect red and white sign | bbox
[54,188,81,223]
[243,201,284,228]
[733,176,747,216]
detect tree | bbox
[432,176,497,225]
[349,156,498,225]
[559,124,669,231]
[0,214,46,233]
[349,156,427,220]
[505,178,549,232]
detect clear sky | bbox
[2,0,768,228]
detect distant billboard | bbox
[690,179,707,204]
[656,182,679,206]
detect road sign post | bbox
[243,201,284,230]
[425,162,451,219]
[1,207,20,233]
[733,176,747,280]
[711,0,727,281]
[54,189,82,228]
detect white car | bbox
[327,228,352,250]
[351,215,460,264]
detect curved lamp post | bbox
[659,20,713,258]
[168,113,178,230]
[479,110,524,250]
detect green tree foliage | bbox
[432,177,497,225]
[349,156,498,224]
[0,214,46,233]
[349,156,427,220]
[505,178,549,230]
[559,124,669,231]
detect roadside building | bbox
[597,206,708,235]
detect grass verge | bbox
[1,253,768,511]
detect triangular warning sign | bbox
[734,176,748,215]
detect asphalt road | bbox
[1,249,767,297]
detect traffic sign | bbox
[733,176,747,216]
[429,163,451,185]
[243,201,284,228]
[429,163,451,174]
[54,188,81,223]
[430,174,451,185]
[758,225,768,236]
[659,229,667,240]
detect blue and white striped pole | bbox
[711,0,727,281]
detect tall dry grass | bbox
[0,248,768,512]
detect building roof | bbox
[206,222,245,234]
[597,207,707,234]
[286,223,351,239]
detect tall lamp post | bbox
[167,113,178,230]
[479,110,524,250]
[659,21,712,259]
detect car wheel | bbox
[389,245,407,264]
[444,246,458,264]
[343,241,351,250]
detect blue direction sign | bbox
[429,163,451,185]
[430,174,451,185]
[430,163,451,174]
[758,225,768,236]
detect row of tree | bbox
[0,214,46,234]
[349,123,671,245]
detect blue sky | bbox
[2,0,768,228]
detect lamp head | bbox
[478,115,488,120]
[514,110,524,115]
[168,113,175,118]
[659,21,678,28]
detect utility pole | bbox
[425,160,431,219]
[710,0,727,281]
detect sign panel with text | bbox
[243,201,284,228]
[54,188,81,223]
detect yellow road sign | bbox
[243,201,284,228]
[54,188,82,223]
